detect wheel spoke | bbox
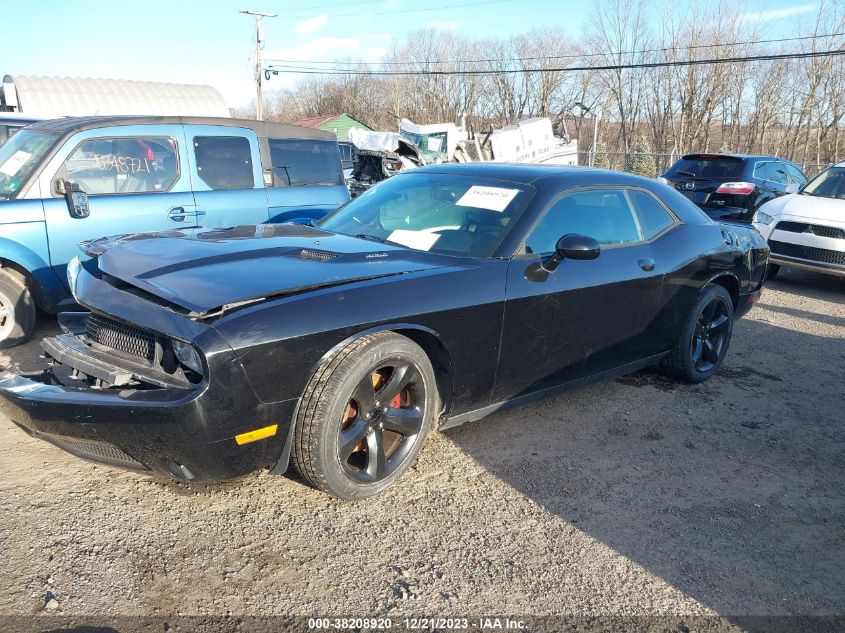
[376,362,418,405]
[709,313,730,333]
[338,419,368,460]
[382,407,423,436]
[702,338,719,364]
[351,377,376,414]
[691,337,703,365]
[366,429,387,478]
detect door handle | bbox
[167,206,197,222]
[638,258,656,272]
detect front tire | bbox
[292,332,438,499]
[663,284,734,383]
[766,263,781,280]
[0,269,36,350]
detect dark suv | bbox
[659,153,808,222]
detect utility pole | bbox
[240,9,277,121]
[575,102,601,167]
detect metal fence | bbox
[577,151,832,178]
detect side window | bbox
[525,189,641,254]
[770,162,789,185]
[65,136,179,195]
[267,139,343,187]
[193,136,254,190]
[627,190,676,239]
[785,163,807,186]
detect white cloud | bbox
[423,20,459,30]
[266,36,361,61]
[365,47,389,59]
[741,3,816,22]
[294,14,328,35]
[382,0,400,9]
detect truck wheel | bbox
[292,332,439,500]
[0,269,36,349]
[662,284,734,384]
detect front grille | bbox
[85,314,155,363]
[43,434,148,470]
[775,221,845,240]
[769,240,845,265]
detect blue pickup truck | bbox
[0,116,349,347]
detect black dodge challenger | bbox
[0,164,769,499]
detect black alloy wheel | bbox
[663,283,734,383]
[690,295,731,374]
[292,331,438,499]
[338,360,425,483]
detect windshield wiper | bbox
[354,233,406,249]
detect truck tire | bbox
[0,269,36,349]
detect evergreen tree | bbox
[593,138,609,169]
[629,136,656,177]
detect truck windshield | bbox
[0,130,59,200]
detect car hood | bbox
[763,193,845,223]
[84,224,460,316]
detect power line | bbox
[265,48,845,76]
[264,31,845,67]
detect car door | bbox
[185,125,270,227]
[38,124,197,289]
[263,137,350,224]
[493,187,665,402]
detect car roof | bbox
[680,152,793,163]
[25,115,336,141]
[414,162,659,187]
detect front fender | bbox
[0,229,67,311]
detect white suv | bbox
[752,162,845,280]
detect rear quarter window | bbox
[193,136,254,190]
[268,139,343,187]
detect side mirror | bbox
[58,179,90,219]
[785,183,799,194]
[542,234,601,272]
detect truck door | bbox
[183,125,270,227]
[38,124,198,289]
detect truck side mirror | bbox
[57,179,90,219]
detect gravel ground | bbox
[0,268,843,622]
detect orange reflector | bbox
[235,424,278,445]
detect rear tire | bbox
[292,332,438,500]
[0,269,36,350]
[663,284,734,384]
[766,264,780,280]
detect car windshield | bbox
[317,172,534,258]
[800,166,845,199]
[0,129,60,200]
[664,157,745,180]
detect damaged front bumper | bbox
[0,262,298,481]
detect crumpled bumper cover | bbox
[0,367,297,481]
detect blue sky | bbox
[2,0,819,109]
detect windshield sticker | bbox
[387,229,441,251]
[456,185,519,212]
[0,151,32,177]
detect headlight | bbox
[753,211,774,225]
[172,340,203,376]
[656,176,669,185]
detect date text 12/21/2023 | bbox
[307,617,527,630]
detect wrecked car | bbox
[346,128,424,197]
[0,164,768,499]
